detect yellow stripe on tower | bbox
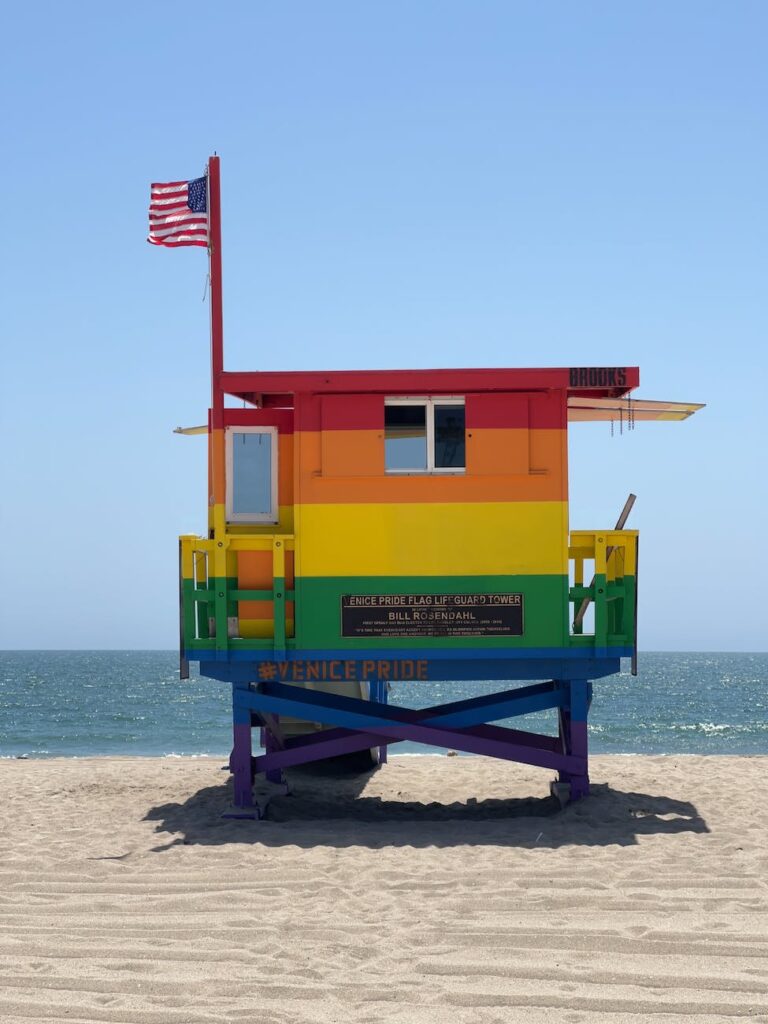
[297,501,568,577]
[208,503,295,535]
[239,617,296,639]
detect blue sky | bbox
[1,1,765,650]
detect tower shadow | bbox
[143,764,709,851]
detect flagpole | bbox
[207,155,224,423]
[207,155,227,542]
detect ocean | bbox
[1,651,766,759]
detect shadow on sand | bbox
[143,760,709,852]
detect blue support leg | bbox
[370,679,388,765]
[558,679,590,800]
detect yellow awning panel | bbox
[567,397,704,422]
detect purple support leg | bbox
[557,706,573,786]
[568,720,590,800]
[231,720,254,809]
[264,722,285,785]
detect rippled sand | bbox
[1,754,767,1023]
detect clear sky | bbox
[1,1,766,651]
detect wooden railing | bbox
[568,530,638,650]
[180,534,295,657]
[180,528,637,664]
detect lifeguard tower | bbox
[158,158,702,816]
[179,363,703,813]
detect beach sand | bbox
[0,754,767,1023]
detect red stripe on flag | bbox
[148,237,208,248]
[149,205,190,218]
[149,221,207,233]
[149,221,208,238]
[149,195,187,203]
[149,206,199,219]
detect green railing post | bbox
[213,543,229,653]
[272,538,286,657]
[593,535,608,647]
[194,551,210,640]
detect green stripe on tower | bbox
[294,574,569,649]
[182,573,637,652]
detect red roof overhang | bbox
[220,366,639,406]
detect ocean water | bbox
[0,651,766,759]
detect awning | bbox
[567,397,704,422]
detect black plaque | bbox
[341,594,524,638]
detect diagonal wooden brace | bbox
[239,681,583,775]
[242,679,564,730]
[252,718,567,774]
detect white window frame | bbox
[225,426,279,524]
[384,396,465,475]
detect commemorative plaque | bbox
[341,593,524,638]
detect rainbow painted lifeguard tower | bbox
[157,158,702,816]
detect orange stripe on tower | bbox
[210,427,226,505]
[237,549,295,623]
[238,549,295,587]
[297,428,566,503]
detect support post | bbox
[230,684,254,809]
[557,680,590,800]
[263,716,285,785]
[370,679,388,765]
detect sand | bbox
[0,754,767,1023]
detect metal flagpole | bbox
[207,155,224,426]
[206,155,227,546]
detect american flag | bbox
[148,176,208,248]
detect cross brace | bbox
[237,680,585,775]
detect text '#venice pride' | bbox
[257,659,429,682]
[147,177,208,248]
